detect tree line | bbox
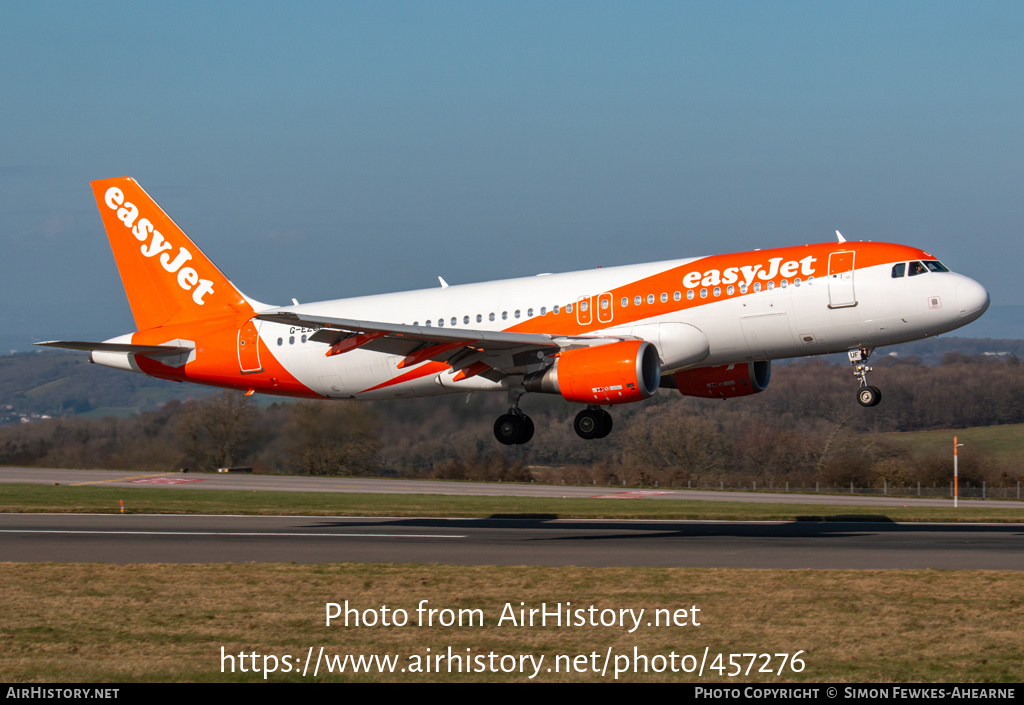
[0,354,1021,489]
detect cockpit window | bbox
[891,263,906,278]
[908,261,928,276]
[923,260,949,273]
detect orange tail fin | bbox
[91,177,253,331]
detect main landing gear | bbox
[494,410,534,445]
[492,387,614,445]
[849,347,882,407]
[574,406,613,440]
[494,385,534,445]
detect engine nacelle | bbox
[673,361,771,399]
[524,340,661,404]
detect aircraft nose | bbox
[956,277,990,322]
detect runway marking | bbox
[591,491,675,499]
[124,477,206,485]
[68,472,175,486]
[0,529,465,539]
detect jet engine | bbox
[672,361,771,399]
[525,340,661,404]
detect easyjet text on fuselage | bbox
[681,255,818,290]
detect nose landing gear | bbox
[849,347,882,407]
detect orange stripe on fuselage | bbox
[360,361,449,393]
[505,241,930,337]
[131,315,323,399]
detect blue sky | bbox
[2,1,1021,348]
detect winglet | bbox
[438,276,449,289]
[835,230,847,243]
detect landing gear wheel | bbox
[857,386,882,407]
[494,413,534,445]
[574,408,612,440]
[494,414,523,445]
[573,409,601,439]
[520,415,535,444]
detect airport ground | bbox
[1,467,1021,682]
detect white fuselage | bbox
[257,252,988,399]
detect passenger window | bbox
[687,290,695,300]
[528,308,534,316]
[553,305,560,314]
[488,313,495,322]
[891,263,906,278]
[634,296,641,306]
[673,291,681,301]
[540,307,546,315]
[909,261,927,276]
[514,310,521,319]
[660,293,668,303]
[476,314,482,323]
[621,297,628,307]
[646,294,654,304]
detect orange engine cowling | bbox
[524,340,661,404]
[672,361,771,399]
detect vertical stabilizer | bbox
[91,177,253,330]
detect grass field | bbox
[1,482,1023,523]
[1,480,1021,683]
[881,422,1024,465]
[1,562,1022,682]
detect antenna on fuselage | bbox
[835,230,847,243]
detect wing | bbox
[256,310,632,381]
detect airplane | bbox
[39,177,990,445]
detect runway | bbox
[1,513,1021,569]
[3,467,1020,508]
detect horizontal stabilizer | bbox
[35,340,193,360]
